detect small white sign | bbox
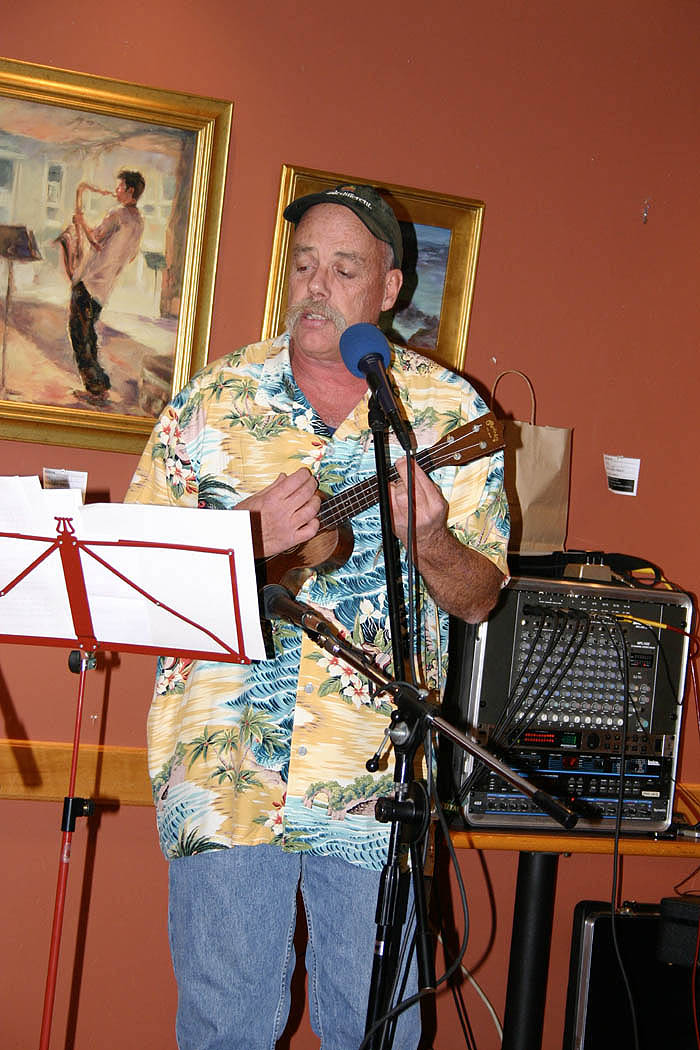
[43,468,88,500]
[603,454,640,496]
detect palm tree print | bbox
[186,706,285,796]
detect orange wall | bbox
[2,3,700,1048]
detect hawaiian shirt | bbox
[125,334,509,869]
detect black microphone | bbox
[261,584,395,690]
[339,323,414,452]
[261,584,327,634]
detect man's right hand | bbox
[238,467,321,558]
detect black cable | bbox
[496,607,568,738]
[456,608,560,803]
[606,616,641,1050]
[489,605,549,739]
[507,609,591,745]
[457,607,590,807]
[597,615,648,738]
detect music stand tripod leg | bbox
[39,650,95,1050]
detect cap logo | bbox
[327,185,373,212]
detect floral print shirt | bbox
[125,335,509,869]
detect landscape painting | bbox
[388,223,452,353]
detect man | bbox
[68,169,145,401]
[125,184,509,1050]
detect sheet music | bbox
[0,477,76,637]
[0,479,267,662]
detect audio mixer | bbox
[446,576,693,833]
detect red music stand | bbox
[0,510,262,1050]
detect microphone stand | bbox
[266,379,577,1050]
[262,601,579,1049]
[363,391,427,1048]
[367,393,410,679]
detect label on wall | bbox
[603,454,640,496]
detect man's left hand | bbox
[389,455,447,549]
[388,454,504,623]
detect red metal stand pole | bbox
[38,655,93,1050]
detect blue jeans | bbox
[168,844,421,1050]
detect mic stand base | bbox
[364,705,436,1050]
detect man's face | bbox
[115,178,134,205]
[286,204,402,362]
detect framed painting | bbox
[0,57,232,453]
[261,164,484,375]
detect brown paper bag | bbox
[490,370,572,555]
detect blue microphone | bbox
[339,323,414,451]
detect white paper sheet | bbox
[0,482,266,662]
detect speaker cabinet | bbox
[562,899,700,1050]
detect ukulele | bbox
[264,411,505,592]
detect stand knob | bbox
[68,650,97,673]
[375,796,418,825]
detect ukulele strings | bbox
[317,432,491,532]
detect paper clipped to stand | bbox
[0,477,267,663]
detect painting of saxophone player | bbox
[0,65,231,451]
[59,171,145,402]
[0,88,192,420]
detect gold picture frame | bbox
[261,165,484,375]
[0,56,232,453]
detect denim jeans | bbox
[168,844,420,1050]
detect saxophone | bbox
[55,182,115,279]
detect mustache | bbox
[284,298,348,335]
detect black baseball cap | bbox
[283,183,403,268]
